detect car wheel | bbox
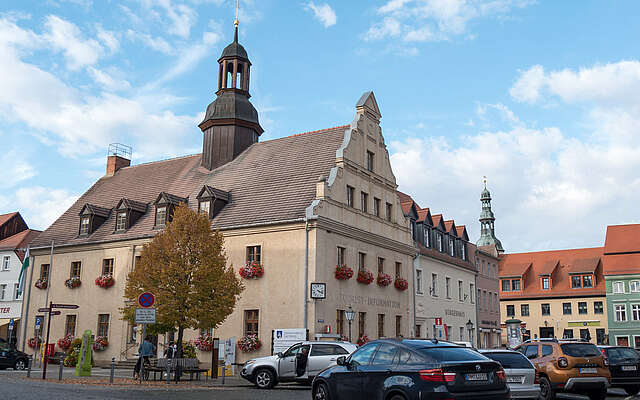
[586,390,606,400]
[254,369,275,389]
[14,359,26,370]
[313,382,330,400]
[625,386,640,396]
[389,395,407,400]
[538,376,554,400]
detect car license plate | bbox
[507,376,523,383]
[579,368,597,374]
[622,366,637,371]
[465,373,488,381]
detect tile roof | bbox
[603,253,640,276]
[417,242,475,272]
[0,229,41,261]
[444,220,457,236]
[604,224,640,254]
[537,260,559,276]
[566,257,600,274]
[500,262,531,278]
[456,225,465,237]
[431,214,443,228]
[417,208,430,223]
[31,126,348,249]
[499,247,605,299]
[400,201,414,216]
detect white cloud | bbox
[87,67,131,91]
[366,0,534,43]
[0,149,37,188]
[96,25,119,54]
[13,186,79,230]
[304,2,337,28]
[511,61,640,106]
[161,1,197,38]
[157,27,221,84]
[126,29,174,55]
[43,15,103,70]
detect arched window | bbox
[236,63,243,89]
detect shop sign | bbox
[0,303,21,319]
[445,309,465,318]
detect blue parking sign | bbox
[8,318,13,330]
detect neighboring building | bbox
[474,181,502,348]
[21,24,415,366]
[399,193,477,345]
[603,224,640,347]
[499,247,608,345]
[0,212,40,342]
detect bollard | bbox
[165,358,171,384]
[58,353,64,381]
[27,355,32,378]
[110,357,115,384]
[221,361,225,385]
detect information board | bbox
[135,308,156,324]
[272,328,307,355]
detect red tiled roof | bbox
[432,214,443,227]
[604,253,640,276]
[500,263,531,278]
[417,208,430,223]
[537,260,558,276]
[31,126,348,248]
[0,212,17,227]
[0,229,41,261]
[566,257,600,274]
[400,201,414,215]
[444,220,457,236]
[499,247,605,299]
[456,225,465,237]
[397,191,413,204]
[604,224,640,254]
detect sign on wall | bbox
[272,328,307,355]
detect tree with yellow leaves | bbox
[123,203,243,358]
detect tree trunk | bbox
[176,326,184,358]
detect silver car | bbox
[240,341,358,389]
[479,349,541,400]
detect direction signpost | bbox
[135,292,156,383]
[41,302,79,380]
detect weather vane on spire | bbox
[234,0,239,27]
[482,176,487,188]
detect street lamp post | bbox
[345,306,356,343]
[466,319,475,346]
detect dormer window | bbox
[571,274,595,289]
[196,185,230,220]
[114,198,147,233]
[424,227,430,247]
[78,203,110,236]
[460,242,466,260]
[449,237,455,256]
[437,233,443,252]
[79,217,90,235]
[116,212,127,231]
[153,192,187,228]
[542,276,551,290]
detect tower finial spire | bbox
[482,175,487,189]
[234,0,239,42]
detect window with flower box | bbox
[395,262,402,278]
[359,252,366,271]
[244,310,259,336]
[102,259,114,276]
[97,314,110,338]
[65,315,77,337]
[70,261,81,279]
[40,264,49,281]
[246,246,261,263]
[337,246,345,266]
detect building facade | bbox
[399,193,477,345]
[0,212,39,341]
[499,247,608,345]
[20,25,415,366]
[603,224,640,347]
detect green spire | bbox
[476,177,504,252]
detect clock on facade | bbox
[310,282,326,299]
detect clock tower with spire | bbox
[198,11,263,171]
[476,177,504,255]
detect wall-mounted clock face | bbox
[310,282,326,299]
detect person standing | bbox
[133,336,155,379]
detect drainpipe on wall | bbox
[304,221,309,330]
[412,253,418,337]
[474,250,480,348]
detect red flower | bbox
[376,273,393,287]
[357,334,369,347]
[35,279,48,289]
[394,277,409,291]
[239,261,264,279]
[95,275,115,288]
[356,269,374,285]
[238,334,261,352]
[335,265,354,280]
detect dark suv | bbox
[0,342,29,370]
[598,346,640,396]
[312,339,509,400]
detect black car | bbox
[0,342,29,370]
[598,346,640,396]
[312,339,509,400]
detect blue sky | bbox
[1,0,640,253]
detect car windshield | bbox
[483,352,533,369]
[560,343,600,357]
[417,347,487,362]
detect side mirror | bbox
[277,352,284,358]
[336,356,346,366]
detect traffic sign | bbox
[38,307,51,313]
[35,317,42,328]
[51,303,79,309]
[8,318,14,331]
[50,311,61,316]
[138,292,155,308]
[135,308,156,324]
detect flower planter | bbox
[95,275,115,288]
[357,334,369,347]
[356,269,374,285]
[65,277,81,289]
[238,334,262,352]
[394,277,409,291]
[57,334,74,351]
[28,337,42,348]
[376,273,393,287]
[335,265,354,280]
[93,336,108,351]
[35,279,48,290]
[194,335,214,351]
[239,261,264,279]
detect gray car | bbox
[240,341,358,389]
[480,349,541,400]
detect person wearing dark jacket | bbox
[296,346,310,377]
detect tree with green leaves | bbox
[123,203,244,358]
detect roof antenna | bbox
[233,0,239,42]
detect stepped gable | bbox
[30,126,347,249]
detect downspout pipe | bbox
[304,220,309,330]
[412,253,418,337]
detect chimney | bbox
[106,143,132,176]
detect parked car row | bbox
[241,337,640,400]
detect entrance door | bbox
[617,336,629,347]
[539,327,554,338]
